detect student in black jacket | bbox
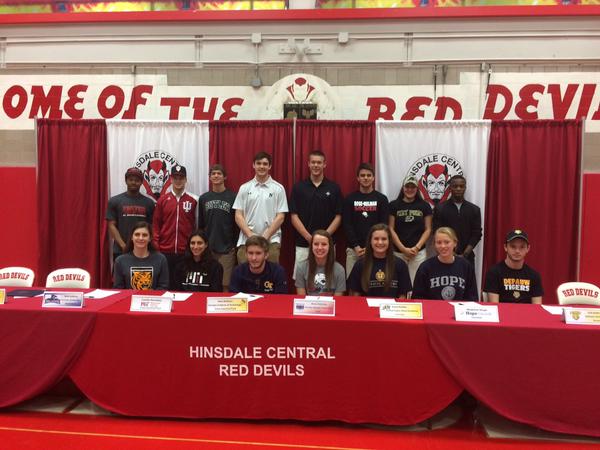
[432,175,482,265]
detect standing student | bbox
[484,229,543,304]
[198,164,237,291]
[295,230,346,296]
[152,165,198,288]
[412,227,478,301]
[289,150,343,277]
[233,152,288,264]
[113,221,169,290]
[343,162,389,276]
[347,224,411,298]
[389,175,432,282]
[433,175,482,265]
[106,167,155,261]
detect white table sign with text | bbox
[380,302,423,320]
[293,299,336,317]
[42,291,85,308]
[454,303,499,323]
[206,297,249,314]
[130,295,173,313]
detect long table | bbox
[1,289,599,437]
[69,294,461,425]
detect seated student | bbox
[173,230,223,292]
[113,221,169,290]
[229,235,288,294]
[347,224,411,298]
[484,229,543,304]
[412,227,478,301]
[295,230,346,296]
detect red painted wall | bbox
[0,167,39,280]
[579,173,600,286]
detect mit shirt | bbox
[484,261,543,303]
[173,259,224,292]
[347,256,411,298]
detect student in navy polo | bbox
[229,235,288,294]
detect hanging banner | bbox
[106,120,210,200]
[2,72,600,130]
[376,120,491,289]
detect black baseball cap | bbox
[506,229,529,244]
[171,165,187,177]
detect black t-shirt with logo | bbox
[389,197,432,248]
[484,261,543,303]
[347,256,412,298]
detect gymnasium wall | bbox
[1,10,599,284]
[0,167,38,275]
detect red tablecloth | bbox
[69,294,462,424]
[424,301,600,437]
[5,290,599,436]
[0,288,125,407]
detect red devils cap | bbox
[125,167,143,180]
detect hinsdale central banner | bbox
[376,120,491,288]
[107,120,210,201]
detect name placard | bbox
[42,291,85,308]
[293,299,335,317]
[206,297,249,314]
[0,289,5,305]
[564,308,600,325]
[130,295,172,313]
[380,302,423,320]
[454,303,499,323]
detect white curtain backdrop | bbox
[107,120,210,201]
[376,120,491,290]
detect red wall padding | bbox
[579,173,600,286]
[0,167,38,277]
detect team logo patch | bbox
[264,281,274,291]
[406,153,464,207]
[131,267,153,290]
[134,150,179,202]
[182,200,193,213]
[314,273,327,291]
[375,269,386,282]
[441,286,457,300]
